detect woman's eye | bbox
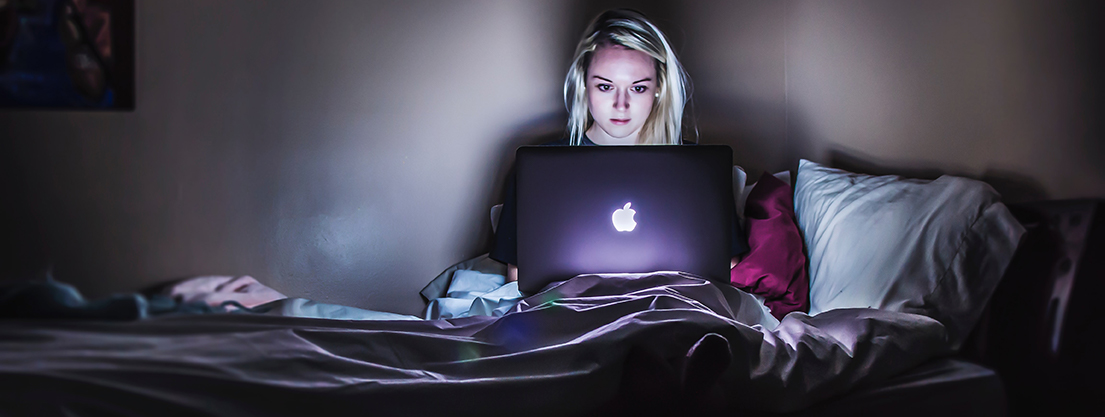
[596,84,612,92]
[633,86,648,93]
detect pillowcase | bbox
[491,204,504,234]
[733,166,748,223]
[730,171,810,320]
[734,166,791,230]
[793,159,1025,349]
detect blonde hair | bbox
[564,9,690,145]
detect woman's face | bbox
[585,45,657,145]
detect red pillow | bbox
[730,171,810,320]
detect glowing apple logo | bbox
[612,202,637,232]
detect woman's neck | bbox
[586,125,639,145]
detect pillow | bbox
[793,159,1025,349]
[734,166,791,230]
[491,204,504,233]
[730,171,810,320]
[733,166,749,223]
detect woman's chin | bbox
[593,127,642,144]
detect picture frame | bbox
[0,0,134,110]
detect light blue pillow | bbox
[793,160,1024,349]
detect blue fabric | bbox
[203,267,520,321]
[424,269,523,319]
[0,266,518,323]
[0,278,225,321]
[445,269,506,298]
[248,298,422,321]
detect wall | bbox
[783,0,1105,201]
[2,0,1102,315]
[1,0,572,315]
[679,0,1103,202]
[679,1,790,178]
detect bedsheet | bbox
[776,358,1006,416]
[0,272,949,416]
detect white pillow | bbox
[793,159,1024,349]
[733,166,749,221]
[490,204,504,234]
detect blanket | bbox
[0,272,949,416]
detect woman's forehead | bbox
[588,45,656,82]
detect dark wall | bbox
[680,1,789,177]
[782,0,1105,200]
[0,0,574,315]
[2,0,1102,315]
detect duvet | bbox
[0,272,949,416]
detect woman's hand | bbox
[730,254,744,270]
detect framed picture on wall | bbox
[0,0,135,110]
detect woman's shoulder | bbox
[540,136,598,146]
[537,136,694,146]
[540,137,574,146]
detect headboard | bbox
[961,199,1105,415]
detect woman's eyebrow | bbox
[590,75,654,84]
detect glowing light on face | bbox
[585,45,657,145]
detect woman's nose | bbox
[614,89,630,110]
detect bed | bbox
[2,160,1098,417]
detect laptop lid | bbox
[515,145,733,294]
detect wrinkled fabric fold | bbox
[0,273,948,416]
[424,270,523,320]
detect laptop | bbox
[515,144,734,294]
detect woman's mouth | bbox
[610,119,630,125]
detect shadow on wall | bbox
[565,0,684,52]
[826,149,1050,205]
[0,136,46,282]
[1074,0,1105,166]
[695,95,802,182]
[463,113,567,257]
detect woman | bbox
[491,9,749,283]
